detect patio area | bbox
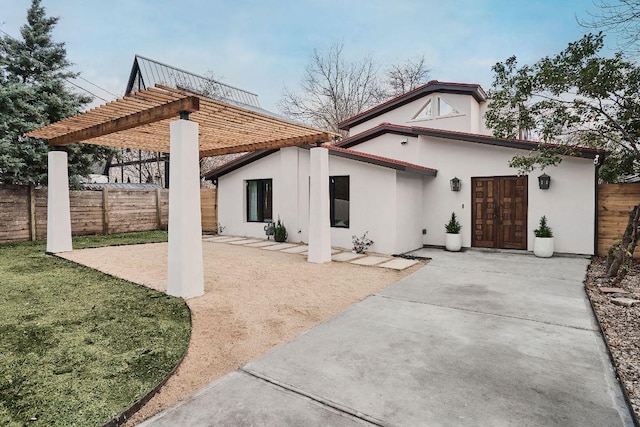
[58,239,424,424]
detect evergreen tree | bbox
[0,0,114,186]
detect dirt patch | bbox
[584,258,640,419]
[59,242,423,425]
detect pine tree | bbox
[0,0,114,186]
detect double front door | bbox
[471,176,528,250]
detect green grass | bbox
[0,231,191,426]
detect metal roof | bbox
[126,55,261,108]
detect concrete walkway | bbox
[140,249,633,426]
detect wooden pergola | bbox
[28,85,337,298]
[27,85,334,155]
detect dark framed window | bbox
[330,176,349,228]
[246,179,272,222]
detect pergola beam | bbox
[49,96,200,146]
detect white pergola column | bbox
[46,151,72,253]
[308,146,332,263]
[167,119,204,298]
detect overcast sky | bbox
[1,0,620,112]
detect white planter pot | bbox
[445,233,462,252]
[534,237,554,258]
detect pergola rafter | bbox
[26,85,336,155]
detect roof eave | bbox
[412,128,604,159]
[202,150,278,180]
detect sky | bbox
[0,0,622,112]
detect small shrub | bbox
[217,223,226,234]
[534,215,553,238]
[445,212,461,234]
[274,218,287,242]
[352,231,373,254]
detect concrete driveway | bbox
[140,249,633,426]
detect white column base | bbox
[167,119,204,298]
[47,151,72,253]
[308,146,332,263]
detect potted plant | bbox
[445,212,462,252]
[274,218,288,242]
[533,215,554,257]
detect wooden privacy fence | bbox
[0,185,217,244]
[598,183,640,258]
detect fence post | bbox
[102,188,110,235]
[156,188,162,230]
[28,185,36,241]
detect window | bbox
[437,97,459,116]
[330,176,349,228]
[246,179,272,222]
[413,99,432,120]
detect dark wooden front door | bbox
[472,176,528,250]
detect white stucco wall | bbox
[217,151,282,239]
[325,155,398,253]
[395,172,426,254]
[217,134,596,256]
[420,136,596,254]
[218,148,413,254]
[348,93,487,136]
[348,134,422,165]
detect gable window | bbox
[413,96,460,121]
[246,179,272,222]
[413,99,432,120]
[438,97,459,116]
[330,176,349,228]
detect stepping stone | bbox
[281,245,309,254]
[229,239,262,245]
[350,256,390,266]
[299,249,341,256]
[206,236,245,243]
[378,258,419,270]
[332,252,365,262]
[263,243,298,251]
[599,287,630,294]
[203,235,231,242]
[246,241,281,248]
[611,298,640,307]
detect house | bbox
[204,81,603,256]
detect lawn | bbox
[0,231,191,426]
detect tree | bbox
[0,0,114,187]
[279,42,430,134]
[582,0,640,57]
[385,55,431,97]
[486,33,640,279]
[279,41,386,134]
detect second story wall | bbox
[348,91,489,137]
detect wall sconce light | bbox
[450,177,461,192]
[538,173,550,190]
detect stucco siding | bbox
[348,93,481,135]
[347,134,421,165]
[217,151,281,239]
[420,136,595,254]
[326,155,397,253]
[395,172,425,254]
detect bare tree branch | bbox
[279,42,431,134]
